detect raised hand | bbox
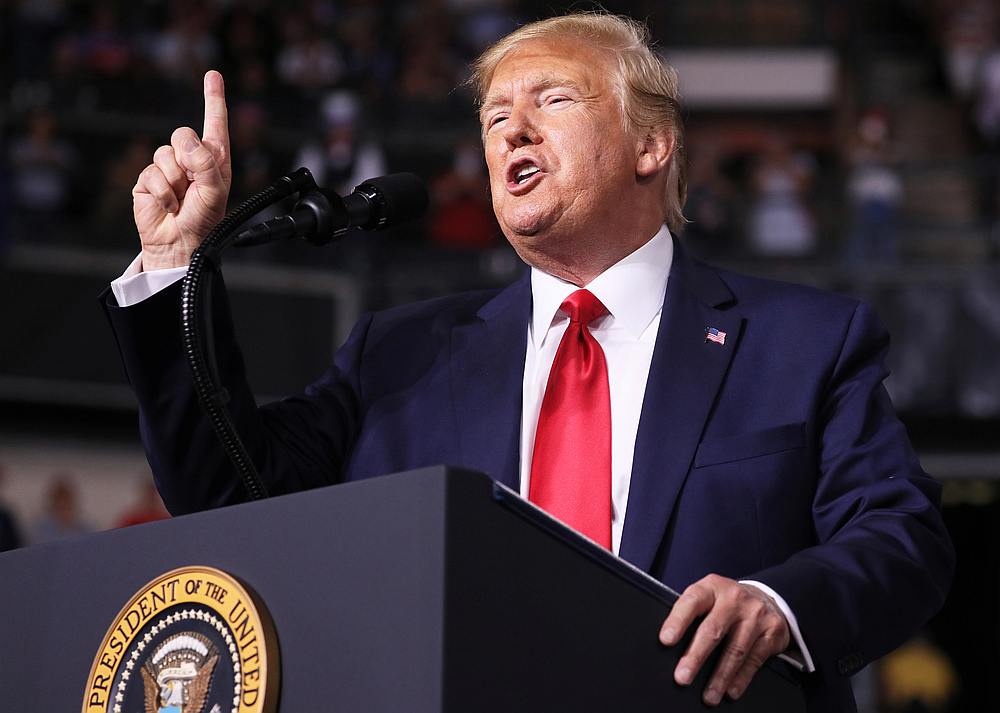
[132,70,232,271]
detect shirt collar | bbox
[529,224,673,348]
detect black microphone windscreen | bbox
[360,173,429,223]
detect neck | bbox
[515,216,666,286]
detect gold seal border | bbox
[81,565,279,713]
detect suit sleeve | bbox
[102,275,371,515]
[749,301,954,681]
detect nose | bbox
[502,103,540,149]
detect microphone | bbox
[234,171,429,247]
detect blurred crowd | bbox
[933,0,1000,249]
[0,464,168,551]
[1,0,999,266]
[2,0,515,258]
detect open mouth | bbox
[514,165,540,184]
[506,159,544,192]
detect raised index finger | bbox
[202,70,230,159]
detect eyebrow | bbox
[479,75,587,120]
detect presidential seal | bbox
[83,566,278,713]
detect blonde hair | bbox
[470,12,687,232]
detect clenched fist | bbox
[132,70,232,271]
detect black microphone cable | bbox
[180,168,427,501]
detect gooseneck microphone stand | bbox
[180,168,315,501]
[181,168,428,501]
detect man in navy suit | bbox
[106,12,953,712]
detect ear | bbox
[636,127,674,178]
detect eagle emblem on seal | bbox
[140,632,219,713]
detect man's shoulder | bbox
[671,257,898,393]
[678,255,876,354]
[702,260,861,321]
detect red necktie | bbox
[529,289,612,549]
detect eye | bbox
[544,95,570,106]
[487,114,507,130]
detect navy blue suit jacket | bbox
[105,242,953,712]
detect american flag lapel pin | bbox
[705,326,727,346]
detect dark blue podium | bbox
[0,466,805,711]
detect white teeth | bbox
[515,165,540,183]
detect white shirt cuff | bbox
[740,579,816,673]
[110,254,187,307]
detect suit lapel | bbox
[619,245,743,572]
[449,271,531,491]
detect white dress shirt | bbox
[110,227,813,671]
[519,226,671,555]
[111,254,186,308]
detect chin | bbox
[500,208,556,239]
[505,222,543,239]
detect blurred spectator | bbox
[30,475,94,544]
[232,57,277,106]
[9,108,78,241]
[293,90,386,196]
[397,7,463,116]
[219,6,276,78]
[940,0,996,100]
[973,44,1000,249]
[748,136,817,258]
[429,138,498,250]
[115,478,170,528]
[681,143,737,260]
[0,466,24,552]
[883,287,958,414]
[146,3,219,85]
[10,0,69,81]
[231,102,281,203]
[451,0,520,57]
[845,110,904,264]
[399,35,461,107]
[71,3,132,79]
[45,36,91,115]
[975,45,1000,146]
[275,16,345,92]
[338,5,397,102]
[958,273,1000,416]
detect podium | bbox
[0,466,805,711]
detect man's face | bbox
[481,38,643,263]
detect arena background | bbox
[2,1,998,709]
